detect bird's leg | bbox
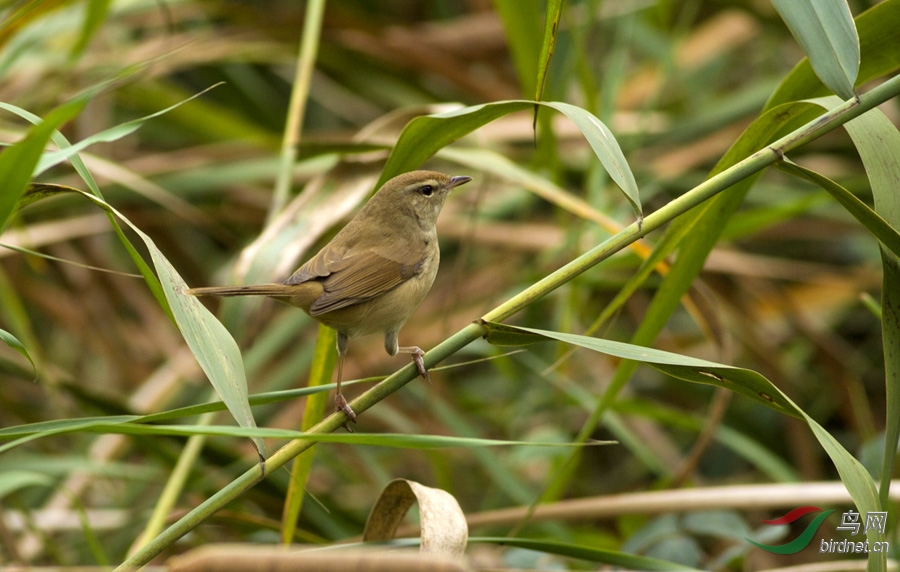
[335,333,357,428]
[386,331,430,382]
[398,346,430,383]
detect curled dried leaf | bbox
[363,478,468,557]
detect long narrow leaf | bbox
[483,322,800,416]
[828,98,900,511]
[534,0,563,103]
[773,0,860,99]
[0,97,85,231]
[0,99,170,315]
[19,184,265,459]
[768,0,898,106]
[380,100,640,218]
[31,83,223,176]
[484,322,884,563]
[776,161,900,258]
[0,327,35,379]
[542,101,641,219]
[493,0,543,96]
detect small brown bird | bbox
[187,170,472,425]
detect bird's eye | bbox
[420,185,434,196]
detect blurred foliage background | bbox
[0,0,897,570]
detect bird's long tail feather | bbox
[185,284,288,298]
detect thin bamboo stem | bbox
[267,0,326,223]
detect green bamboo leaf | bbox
[0,97,85,232]
[71,0,111,58]
[773,96,900,530]
[504,100,826,507]
[0,471,54,499]
[541,101,641,220]
[146,239,265,461]
[0,416,139,455]
[493,0,544,97]
[772,0,859,99]
[380,100,640,218]
[380,100,531,185]
[534,0,563,103]
[0,383,347,447]
[822,97,900,511]
[16,183,265,460]
[770,0,900,106]
[5,420,613,448]
[776,161,900,258]
[0,415,138,438]
[1,100,170,316]
[0,327,36,379]
[32,83,223,176]
[485,322,884,567]
[484,322,800,416]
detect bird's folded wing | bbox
[293,246,425,316]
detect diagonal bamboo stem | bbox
[118,74,900,569]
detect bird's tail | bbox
[185,284,288,298]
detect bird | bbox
[187,170,472,426]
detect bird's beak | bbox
[448,175,473,189]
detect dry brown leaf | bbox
[363,478,468,557]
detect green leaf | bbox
[2,421,613,449]
[776,161,900,258]
[15,183,265,460]
[493,0,544,96]
[484,322,884,569]
[772,0,859,99]
[0,416,139,455]
[145,235,265,460]
[0,97,85,232]
[826,98,900,512]
[2,101,170,316]
[0,383,348,449]
[775,97,900,536]
[31,83,223,176]
[768,0,899,106]
[380,100,640,218]
[0,327,36,379]
[0,471,54,499]
[541,101,641,220]
[71,0,111,58]
[380,100,531,185]
[484,322,800,416]
[534,0,563,103]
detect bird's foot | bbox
[335,394,357,431]
[409,347,431,384]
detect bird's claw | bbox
[335,394,357,431]
[410,347,431,384]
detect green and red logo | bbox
[748,506,835,554]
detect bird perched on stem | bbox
[187,170,472,427]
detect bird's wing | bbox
[286,242,426,316]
